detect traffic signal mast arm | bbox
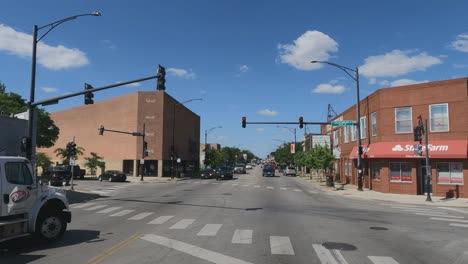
[243,121,330,125]
[98,126,144,137]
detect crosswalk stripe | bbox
[197,224,222,236]
[430,217,468,223]
[170,219,195,229]
[266,186,274,189]
[148,215,174,225]
[201,182,209,184]
[280,187,288,190]
[185,181,192,183]
[128,212,154,220]
[90,191,111,195]
[293,189,302,192]
[309,190,318,194]
[97,207,122,214]
[438,207,468,214]
[270,236,294,255]
[231,229,253,244]
[72,202,96,209]
[402,209,440,213]
[414,213,462,218]
[332,249,349,264]
[368,256,399,264]
[254,185,261,188]
[313,244,338,264]
[242,185,250,187]
[110,209,135,217]
[449,223,468,228]
[193,181,200,184]
[392,206,430,210]
[84,205,108,211]
[232,184,238,186]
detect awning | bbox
[349,140,467,159]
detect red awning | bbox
[349,140,468,159]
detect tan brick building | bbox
[322,77,468,197]
[38,91,200,177]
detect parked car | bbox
[63,165,86,179]
[245,164,253,169]
[201,168,217,179]
[283,166,297,176]
[98,170,127,182]
[44,166,71,186]
[262,166,275,177]
[233,164,246,174]
[216,166,234,180]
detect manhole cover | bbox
[322,242,357,251]
[370,227,388,230]
[245,207,263,211]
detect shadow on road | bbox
[66,190,105,204]
[0,229,101,263]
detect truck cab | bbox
[0,156,71,243]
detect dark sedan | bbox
[200,168,217,179]
[216,166,234,180]
[98,170,127,182]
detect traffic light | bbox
[143,141,148,157]
[414,143,423,156]
[242,117,246,128]
[70,142,77,157]
[413,126,422,142]
[299,117,304,129]
[157,64,166,91]
[66,142,73,157]
[84,83,94,105]
[98,125,104,135]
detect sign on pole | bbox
[69,158,75,166]
[331,120,355,127]
[290,143,295,154]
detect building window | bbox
[389,162,412,182]
[360,116,367,139]
[437,162,463,184]
[351,125,356,141]
[430,104,449,132]
[371,112,377,136]
[333,129,339,145]
[344,126,349,143]
[371,162,380,180]
[395,107,412,134]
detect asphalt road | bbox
[1,166,468,264]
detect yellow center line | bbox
[86,233,143,264]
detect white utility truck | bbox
[0,156,71,243]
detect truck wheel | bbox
[35,210,67,242]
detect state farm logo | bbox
[391,144,449,152]
[10,190,30,203]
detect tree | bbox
[305,145,334,180]
[36,152,53,175]
[83,152,105,175]
[0,82,59,148]
[273,142,302,165]
[54,144,85,164]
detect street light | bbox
[172,98,203,178]
[27,12,101,161]
[311,60,363,191]
[204,126,222,167]
[277,126,297,162]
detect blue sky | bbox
[1,1,467,158]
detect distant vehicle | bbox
[45,166,71,186]
[245,164,253,169]
[63,165,86,179]
[233,164,246,174]
[283,166,297,176]
[201,168,217,179]
[262,166,275,177]
[216,166,233,180]
[98,170,127,182]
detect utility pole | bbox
[140,123,146,181]
[70,136,75,190]
[424,119,432,202]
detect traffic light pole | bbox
[424,119,432,202]
[140,123,146,181]
[70,136,75,190]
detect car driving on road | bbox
[283,166,297,176]
[216,166,234,180]
[98,170,127,182]
[233,164,246,174]
[262,166,275,177]
[201,168,217,179]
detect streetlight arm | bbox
[36,13,101,42]
[206,126,222,135]
[311,60,357,81]
[277,125,295,134]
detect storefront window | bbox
[395,107,412,134]
[437,162,463,184]
[371,162,380,180]
[430,104,449,132]
[389,162,412,182]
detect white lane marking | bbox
[148,215,174,225]
[128,212,154,220]
[90,191,111,195]
[409,211,447,215]
[438,207,468,214]
[242,184,250,187]
[313,244,338,264]
[84,205,108,211]
[193,181,200,184]
[211,182,219,185]
[184,181,192,184]
[231,229,253,244]
[254,185,261,188]
[430,217,468,223]
[232,184,238,186]
[201,182,209,184]
[197,224,222,236]
[169,219,195,229]
[332,249,349,264]
[414,213,463,218]
[280,187,288,190]
[392,206,431,210]
[266,186,274,189]
[141,234,253,264]
[70,202,95,208]
[450,223,468,228]
[110,209,135,217]
[368,256,400,264]
[402,209,442,213]
[293,189,302,192]
[270,236,294,255]
[309,190,318,194]
[97,207,122,214]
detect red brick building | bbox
[322,78,468,197]
[38,91,200,177]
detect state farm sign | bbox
[391,144,449,152]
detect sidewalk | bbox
[299,176,468,208]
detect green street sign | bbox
[331,120,355,127]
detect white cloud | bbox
[256,128,265,132]
[451,33,468,52]
[359,49,442,78]
[239,65,249,72]
[368,78,377,85]
[41,87,58,93]
[277,30,338,70]
[390,79,428,87]
[380,80,390,86]
[167,68,196,79]
[0,24,89,70]
[125,82,141,87]
[311,83,345,94]
[257,109,278,116]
